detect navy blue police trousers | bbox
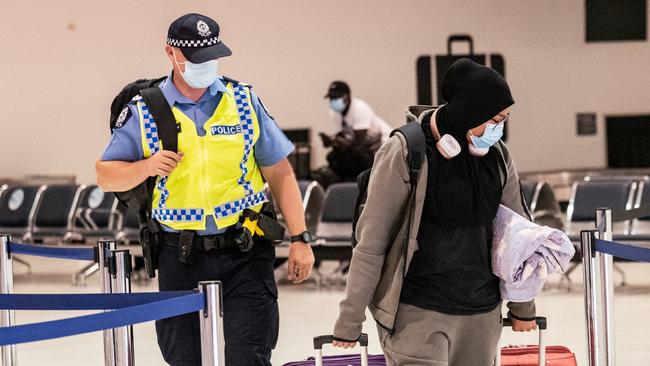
[156,234,279,366]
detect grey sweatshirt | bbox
[333,119,535,341]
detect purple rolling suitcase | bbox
[283,333,386,366]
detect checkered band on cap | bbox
[152,208,205,222]
[167,36,221,48]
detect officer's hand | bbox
[512,319,538,332]
[145,151,183,177]
[288,243,315,283]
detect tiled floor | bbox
[6,256,650,365]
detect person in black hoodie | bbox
[333,59,537,366]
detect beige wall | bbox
[1,0,649,183]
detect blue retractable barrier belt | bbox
[0,292,204,346]
[595,239,650,263]
[8,242,95,261]
[0,291,195,310]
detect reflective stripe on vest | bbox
[136,82,267,230]
[133,95,182,220]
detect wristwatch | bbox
[290,231,314,244]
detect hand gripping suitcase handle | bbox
[498,317,547,366]
[313,333,369,366]
[313,333,369,349]
[502,316,547,330]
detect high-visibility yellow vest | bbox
[135,81,266,230]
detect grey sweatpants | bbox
[377,303,503,366]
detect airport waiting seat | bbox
[273,181,326,269]
[315,182,358,245]
[520,180,537,211]
[70,185,119,241]
[298,180,326,236]
[308,182,358,285]
[0,184,44,241]
[520,180,563,230]
[564,180,638,241]
[275,180,326,238]
[561,179,639,288]
[631,181,650,239]
[115,208,141,245]
[31,184,84,242]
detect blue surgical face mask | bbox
[470,122,504,149]
[329,97,346,113]
[173,49,219,89]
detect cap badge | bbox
[197,20,212,37]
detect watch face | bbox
[293,231,312,243]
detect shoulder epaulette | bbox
[221,75,252,88]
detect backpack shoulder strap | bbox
[140,87,178,153]
[391,122,426,184]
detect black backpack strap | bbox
[140,87,178,153]
[389,122,426,280]
[391,122,426,184]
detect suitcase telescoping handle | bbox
[502,316,547,330]
[496,317,547,366]
[447,34,474,55]
[313,333,369,366]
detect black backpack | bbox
[109,77,179,226]
[351,121,426,248]
[108,77,181,278]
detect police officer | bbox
[96,13,315,366]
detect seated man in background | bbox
[317,81,392,185]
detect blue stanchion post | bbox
[596,208,615,366]
[0,235,16,366]
[199,281,225,366]
[110,250,134,366]
[99,241,117,366]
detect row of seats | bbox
[276,181,357,264]
[2,177,646,266]
[523,176,650,287]
[0,184,137,244]
[4,177,640,280]
[564,177,650,240]
[521,177,650,239]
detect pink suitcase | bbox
[498,317,577,366]
[282,333,386,366]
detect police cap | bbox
[167,13,232,63]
